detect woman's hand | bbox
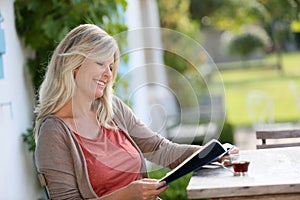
[193,143,239,166]
[126,178,168,200]
[219,144,239,165]
[229,145,239,154]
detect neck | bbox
[54,97,95,120]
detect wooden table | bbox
[186,147,300,199]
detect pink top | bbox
[74,126,142,197]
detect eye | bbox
[96,62,113,72]
[109,64,114,72]
[96,62,104,66]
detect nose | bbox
[103,65,112,78]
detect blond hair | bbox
[34,24,120,140]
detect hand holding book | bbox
[158,139,238,189]
[219,143,239,165]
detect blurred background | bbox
[1,0,300,199]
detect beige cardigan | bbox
[35,96,196,199]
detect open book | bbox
[158,139,233,188]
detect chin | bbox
[93,88,105,99]
[95,95,103,99]
[95,92,104,99]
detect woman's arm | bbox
[35,118,88,199]
[113,96,198,169]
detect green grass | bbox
[217,51,300,126]
[149,167,193,200]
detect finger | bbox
[142,178,160,183]
[221,157,231,166]
[155,181,169,192]
[229,146,239,154]
[142,179,162,191]
[155,181,166,189]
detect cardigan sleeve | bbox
[35,117,97,200]
[112,96,197,169]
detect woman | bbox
[35,24,236,200]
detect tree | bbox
[189,0,265,30]
[189,0,300,31]
[189,0,300,71]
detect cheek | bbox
[74,72,92,90]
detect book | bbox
[158,139,233,189]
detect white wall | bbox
[0,0,42,199]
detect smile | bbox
[96,80,105,86]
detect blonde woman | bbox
[35,24,237,200]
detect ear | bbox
[73,67,80,78]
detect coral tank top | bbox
[74,126,142,197]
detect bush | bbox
[228,33,265,60]
[219,121,235,144]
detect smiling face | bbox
[74,57,114,101]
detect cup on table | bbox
[222,153,250,176]
[230,154,250,176]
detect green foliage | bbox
[189,0,224,25]
[228,33,265,59]
[158,0,201,38]
[22,128,36,152]
[14,0,127,93]
[189,0,263,30]
[149,168,192,200]
[188,0,300,53]
[219,121,234,144]
[189,0,300,30]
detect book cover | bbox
[158,139,232,188]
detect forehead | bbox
[102,57,115,64]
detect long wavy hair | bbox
[34,24,120,140]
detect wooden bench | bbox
[256,129,300,149]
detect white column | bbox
[124,0,178,137]
[124,0,149,124]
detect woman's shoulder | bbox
[38,115,72,139]
[40,115,67,128]
[112,95,132,112]
[112,95,124,106]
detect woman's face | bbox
[74,57,114,100]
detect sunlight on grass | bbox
[217,52,300,126]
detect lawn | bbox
[150,52,300,200]
[218,51,300,126]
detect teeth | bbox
[96,81,105,86]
